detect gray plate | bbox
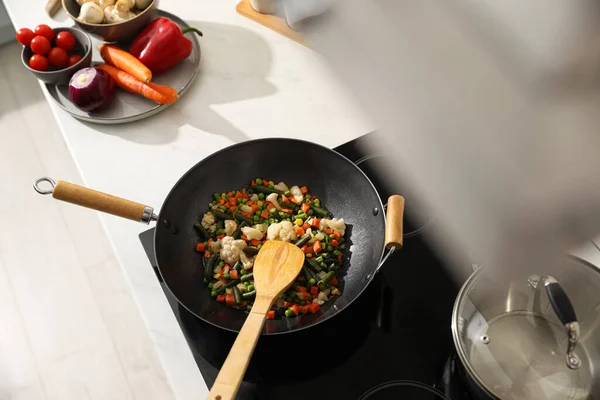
[46,10,201,124]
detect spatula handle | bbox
[207,297,272,400]
[385,195,405,249]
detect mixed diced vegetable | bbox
[194,179,346,319]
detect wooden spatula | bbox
[207,241,305,400]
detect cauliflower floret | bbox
[241,226,263,241]
[240,204,253,213]
[220,236,247,265]
[320,218,346,236]
[253,223,268,233]
[236,283,248,293]
[240,251,255,270]
[266,193,282,211]
[250,193,259,202]
[201,212,217,233]
[309,230,325,244]
[289,185,304,203]
[209,239,222,253]
[274,182,289,192]
[224,220,238,236]
[266,221,298,242]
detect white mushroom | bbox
[97,0,115,8]
[103,4,136,22]
[76,0,96,6]
[115,0,134,11]
[135,0,153,10]
[78,2,104,23]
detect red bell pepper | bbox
[129,17,203,74]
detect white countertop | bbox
[1,1,373,398]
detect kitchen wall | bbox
[0,1,14,45]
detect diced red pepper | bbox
[216,294,225,303]
[313,241,322,254]
[308,303,320,313]
[290,304,300,316]
[302,244,310,254]
[311,218,320,228]
[301,203,310,213]
[241,235,248,241]
[337,254,342,261]
[260,211,269,219]
[267,311,276,319]
[310,286,319,296]
[225,293,236,305]
[250,239,261,246]
[302,222,310,231]
[300,186,308,194]
[331,240,339,247]
[330,277,338,286]
[295,285,307,293]
[204,250,211,258]
[229,270,239,280]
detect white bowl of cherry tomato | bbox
[18,24,92,86]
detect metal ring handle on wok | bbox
[33,138,404,334]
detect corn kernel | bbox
[295,218,303,226]
[306,253,313,258]
[257,201,264,207]
[213,273,221,279]
[314,198,320,204]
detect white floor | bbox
[0,41,175,400]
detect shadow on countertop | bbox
[89,21,277,145]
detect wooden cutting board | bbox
[236,0,304,46]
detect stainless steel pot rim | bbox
[451,254,599,398]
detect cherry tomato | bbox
[48,47,68,68]
[30,36,51,55]
[16,28,35,46]
[66,54,83,68]
[34,24,54,41]
[55,31,76,52]
[29,54,49,71]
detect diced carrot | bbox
[331,240,339,247]
[204,250,211,258]
[284,301,291,308]
[241,235,248,241]
[295,227,304,235]
[216,294,225,303]
[250,239,260,246]
[196,243,205,252]
[217,234,225,240]
[290,304,300,316]
[325,229,334,235]
[218,199,225,206]
[310,286,319,296]
[333,231,341,240]
[228,192,233,197]
[311,218,320,228]
[337,254,342,261]
[302,222,310,231]
[300,306,309,314]
[299,292,310,301]
[282,208,293,214]
[230,206,236,214]
[247,200,254,205]
[313,241,322,254]
[300,186,308,194]
[242,212,252,218]
[229,198,236,207]
[330,277,338,286]
[235,191,243,198]
[302,245,311,254]
[308,303,320,313]
[225,293,236,305]
[229,270,239,280]
[266,203,274,211]
[260,211,269,219]
[250,204,259,213]
[295,285,307,293]
[208,238,214,244]
[281,194,290,203]
[251,180,257,186]
[301,203,310,213]
[267,310,276,319]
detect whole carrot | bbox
[98,44,152,83]
[97,64,178,105]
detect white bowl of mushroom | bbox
[62,0,157,42]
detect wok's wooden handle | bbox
[45,0,61,16]
[51,180,154,223]
[207,297,273,400]
[385,195,405,249]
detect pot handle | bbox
[385,195,405,250]
[33,177,157,224]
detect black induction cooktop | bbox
[139,132,465,399]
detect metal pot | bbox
[452,256,600,400]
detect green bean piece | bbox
[234,212,254,225]
[213,193,221,202]
[213,210,234,220]
[232,221,248,239]
[206,255,218,277]
[318,271,335,289]
[216,279,241,294]
[323,258,342,266]
[233,286,243,304]
[315,256,324,264]
[284,190,291,196]
[243,247,260,256]
[241,272,254,282]
[302,266,313,282]
[215,229,225,236]
[254,185,283,195]
[285,309,294,317]
[232,261,243,271]
[193,222,211,240]
[294,235,311,247]
[310,204,330,217]
[280,202,296,210]
[215,219,223,230]
[219,206,227,212]
[333,250,341,256]
[306,259,322,273]
[242,290,256,299]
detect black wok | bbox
[34,139,403,334]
